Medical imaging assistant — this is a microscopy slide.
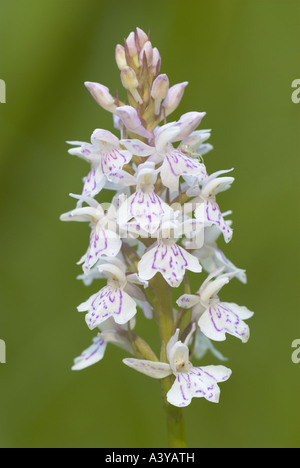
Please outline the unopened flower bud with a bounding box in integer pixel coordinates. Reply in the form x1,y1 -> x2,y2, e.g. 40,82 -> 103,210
125,32 -> 139,68
151,47 -> 161,74
116,105 -> 152,139
121,67 -> 143,104
151,74 -> 169,115
126,31 -> 138,57
115,44 -> 127,70
84,82 -> 116,113
139,41 -> 153,67
162,81 -> 189,117
135,27 -> 148,49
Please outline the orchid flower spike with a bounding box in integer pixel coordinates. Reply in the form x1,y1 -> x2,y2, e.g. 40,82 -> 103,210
61,27 -> 254,440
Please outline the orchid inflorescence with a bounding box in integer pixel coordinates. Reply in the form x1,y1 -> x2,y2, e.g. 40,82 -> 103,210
61,27 -> 253,412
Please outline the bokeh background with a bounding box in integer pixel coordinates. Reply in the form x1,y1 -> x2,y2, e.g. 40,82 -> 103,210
0,0 -> 299,448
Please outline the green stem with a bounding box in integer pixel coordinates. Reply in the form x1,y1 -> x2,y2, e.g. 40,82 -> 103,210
149,275 -> 187,448
161,376 -> 187,448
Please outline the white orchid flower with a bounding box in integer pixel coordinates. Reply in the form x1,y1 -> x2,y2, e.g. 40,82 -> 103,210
138,217 -> 202,288
77,263 -> 145,328
117,162 -> 174,234
192,170 -> 235,243
123,328 -> 232,407
177,270 -> 254,342
60,196 -> 122,271
67,129 -> 132,199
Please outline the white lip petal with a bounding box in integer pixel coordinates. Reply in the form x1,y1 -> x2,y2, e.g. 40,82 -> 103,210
198,301 -> 252,343
167,365 -> 232,407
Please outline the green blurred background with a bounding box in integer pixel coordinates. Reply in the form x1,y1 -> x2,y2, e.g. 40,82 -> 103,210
0,0 -> 299,448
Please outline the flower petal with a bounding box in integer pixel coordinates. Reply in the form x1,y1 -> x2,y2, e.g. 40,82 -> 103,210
195,200 -> 233,243
167,365 -> 232,407
198,301 -> 252,342
119,190 -> 172,234
60,206 -> 98,223
160,150 -> 205,191
138,242 -> 201,288
172,112 -> 206,141
83,226 -> 122,270
91,129 -> 120,147
116,106 -> 152,139
80,286 -> 137,328
99,149 -> 132,175
82,168 -> 106,198
120,139 -> 154,157
72,336 -> 107,371
123,358 -> 172,379
106,169 -> 136,187
176,294 -> 200,309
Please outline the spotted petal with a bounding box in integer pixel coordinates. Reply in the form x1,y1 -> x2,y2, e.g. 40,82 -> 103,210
82,168 -> 106,198
120,139 -> 154,157
98,148 -> 132,175
176,294 -> 200,309
160,150 -> 205,191
195,201 -> 233,243
82,225 -> 122,271
198,301 -> 254,342
119,190 -> 173,234
167,365 -> 232,407
138,242 -> 202,288
72,336 -> 107,371
79,285 -> 137,327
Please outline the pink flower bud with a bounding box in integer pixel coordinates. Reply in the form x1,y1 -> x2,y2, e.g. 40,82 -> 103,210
115,44 -> 127,70
135,27 -> 149,49
126,31 -> 138,57
121,67 -> 139,90
121,67 -> 143,104
139,41 -> 153,67
151,74 -> 169,114
151,47 -> 161,74
162,81 -> 189,117
116,105 -> 152,139
84,82 -> 116,113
